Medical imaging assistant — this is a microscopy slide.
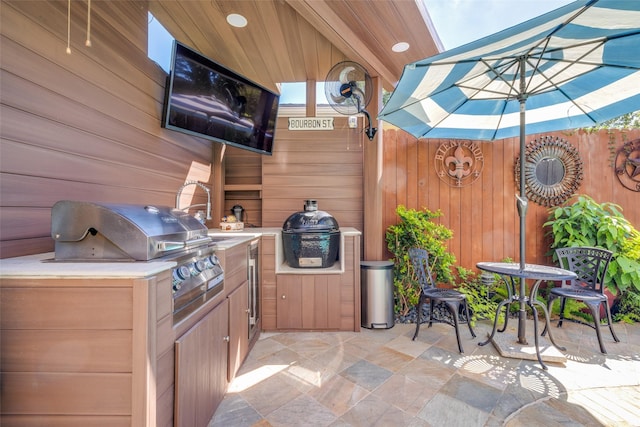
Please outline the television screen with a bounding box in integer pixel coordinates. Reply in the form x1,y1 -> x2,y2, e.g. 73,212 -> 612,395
162,41 -> 279,155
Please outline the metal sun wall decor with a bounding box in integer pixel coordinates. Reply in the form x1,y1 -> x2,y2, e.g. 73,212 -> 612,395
434,140 -> 484,187
615,138 -> 640,192
515,135 -> 584,207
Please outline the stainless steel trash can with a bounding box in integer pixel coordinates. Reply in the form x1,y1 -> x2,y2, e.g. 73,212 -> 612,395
361,261 -> 395,329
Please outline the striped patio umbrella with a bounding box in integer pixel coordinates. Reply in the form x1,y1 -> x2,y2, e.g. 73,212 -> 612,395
378,0 -> 640,269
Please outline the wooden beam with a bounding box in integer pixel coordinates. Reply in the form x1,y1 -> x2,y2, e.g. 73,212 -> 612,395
306,79 -> 317,117
363,75 -> 384,260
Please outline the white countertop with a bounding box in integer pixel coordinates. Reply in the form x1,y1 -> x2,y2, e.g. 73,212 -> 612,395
0,252 -> 176,279
0,227 -> 362,278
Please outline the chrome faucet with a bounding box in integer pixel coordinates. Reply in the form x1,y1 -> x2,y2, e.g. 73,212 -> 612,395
175,181 -> 212,221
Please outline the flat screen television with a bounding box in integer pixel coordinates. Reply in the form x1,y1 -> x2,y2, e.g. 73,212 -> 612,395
162,41 -> 279,155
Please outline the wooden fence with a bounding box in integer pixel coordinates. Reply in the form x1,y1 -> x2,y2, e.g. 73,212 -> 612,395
381,128 -> 640,271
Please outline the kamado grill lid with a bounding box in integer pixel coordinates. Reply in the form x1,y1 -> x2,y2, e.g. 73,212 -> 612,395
282,200 -> 339,233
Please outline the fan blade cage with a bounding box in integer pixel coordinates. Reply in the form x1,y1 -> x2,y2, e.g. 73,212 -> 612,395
325,61 -> 373,115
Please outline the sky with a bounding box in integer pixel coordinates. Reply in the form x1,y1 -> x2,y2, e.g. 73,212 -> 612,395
148,0 -> 575,103
425,0 -> 573,50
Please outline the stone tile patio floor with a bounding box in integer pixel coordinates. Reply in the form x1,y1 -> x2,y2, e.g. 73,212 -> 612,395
210,319 -> 640,426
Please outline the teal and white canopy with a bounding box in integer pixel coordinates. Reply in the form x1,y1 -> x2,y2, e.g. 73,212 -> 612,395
379,0 -> 640,268
379,0 -> 640,140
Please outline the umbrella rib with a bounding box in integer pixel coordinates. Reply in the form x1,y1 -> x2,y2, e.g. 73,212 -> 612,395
526,36 -> 625,95
479,58 -> 521,98
521,37 -> 553,95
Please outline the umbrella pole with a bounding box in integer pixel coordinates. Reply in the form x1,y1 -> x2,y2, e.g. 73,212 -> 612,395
516,58 -> 529,345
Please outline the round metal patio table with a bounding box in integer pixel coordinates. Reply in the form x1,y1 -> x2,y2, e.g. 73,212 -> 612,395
476,262 -> 577,369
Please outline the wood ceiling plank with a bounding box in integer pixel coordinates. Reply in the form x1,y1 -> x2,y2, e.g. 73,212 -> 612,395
275,5 -> 308,82
187,1 -> 262,82
251,1 -> 298,83
148,0 -> 441,91
285,0 -> 397,90
230,0 -> 290,88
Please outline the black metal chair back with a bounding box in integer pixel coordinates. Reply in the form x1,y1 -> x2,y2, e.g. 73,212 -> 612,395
408,247 -> 436,291
542,246 -> 619,353
555,246 -> 612,293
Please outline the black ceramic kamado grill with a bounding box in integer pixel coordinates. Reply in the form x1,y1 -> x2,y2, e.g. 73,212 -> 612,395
50,200 -> 224,323
282,200 -> 340,268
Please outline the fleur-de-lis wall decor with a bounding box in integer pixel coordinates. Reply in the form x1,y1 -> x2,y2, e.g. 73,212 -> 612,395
434,140 -> 484,187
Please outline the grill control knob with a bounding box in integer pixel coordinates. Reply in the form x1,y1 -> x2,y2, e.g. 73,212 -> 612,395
193,260 -> 206,273
173,265 -> 190,281
207,254 -> 219,266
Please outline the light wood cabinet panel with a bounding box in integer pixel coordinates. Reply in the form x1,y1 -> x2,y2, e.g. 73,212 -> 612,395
276,275 -> 305,329
0,415 -> 130,427
1,372 -> 131,415
174,300 -> 229,427
1,330 -> 132,372
1,287 -> 132,329
276,274 -> 341,330
261,235 -> 277,330
228,281 -> 250,381
156,385 -> 175,427
219,241 -> 249,293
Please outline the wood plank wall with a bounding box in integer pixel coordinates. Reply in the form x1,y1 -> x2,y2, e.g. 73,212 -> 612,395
0,0 -> 216,258
261,116 -> 365,231
382,128 -> 640,271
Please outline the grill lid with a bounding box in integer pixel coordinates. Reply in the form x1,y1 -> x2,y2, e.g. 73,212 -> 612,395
51,200 -> 211,261
282,209 -> 339,233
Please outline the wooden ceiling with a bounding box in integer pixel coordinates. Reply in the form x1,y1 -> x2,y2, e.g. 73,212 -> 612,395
147,0 -> 443,93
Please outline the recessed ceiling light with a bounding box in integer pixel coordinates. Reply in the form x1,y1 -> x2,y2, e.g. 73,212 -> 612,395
392,42 -> 410,53
227,13 -> 247,28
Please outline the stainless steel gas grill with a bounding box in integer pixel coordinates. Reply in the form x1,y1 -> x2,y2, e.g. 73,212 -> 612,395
51,200 -> 224,323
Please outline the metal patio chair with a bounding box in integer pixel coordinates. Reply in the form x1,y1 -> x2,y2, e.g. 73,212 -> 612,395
542,246 -> 620,354
409,248 -> 475,353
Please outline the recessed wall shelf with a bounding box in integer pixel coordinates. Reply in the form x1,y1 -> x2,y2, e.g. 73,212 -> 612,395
224,184 -> 262,191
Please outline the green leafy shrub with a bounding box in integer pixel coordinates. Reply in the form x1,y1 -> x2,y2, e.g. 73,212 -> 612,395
385,205 -> 456,315
455,266 -> 503,326
544,195 -> 640,322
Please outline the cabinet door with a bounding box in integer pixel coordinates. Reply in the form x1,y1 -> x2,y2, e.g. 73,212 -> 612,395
276,274 -> 341,330
276,275 -> 304,329
228,280 -> 249,381
174,300 -> 229,427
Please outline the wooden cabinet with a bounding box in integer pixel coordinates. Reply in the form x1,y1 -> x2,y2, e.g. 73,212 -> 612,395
216,240 -> 253,382
227,280 -> 249,381
0,274 -> 172,426
0,237 -> 261,427
265,232 -> 361,332
276,274 -> 342,330
174,300 -> 229,427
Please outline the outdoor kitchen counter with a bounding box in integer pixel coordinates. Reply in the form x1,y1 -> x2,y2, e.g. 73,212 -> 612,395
0,235 -> 259,278
208,227 -> 362,274
0,252 -> 176,278
0,227 -> 361,278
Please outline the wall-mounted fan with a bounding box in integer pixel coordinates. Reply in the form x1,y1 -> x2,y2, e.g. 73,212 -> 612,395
325,61 -> 377,140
